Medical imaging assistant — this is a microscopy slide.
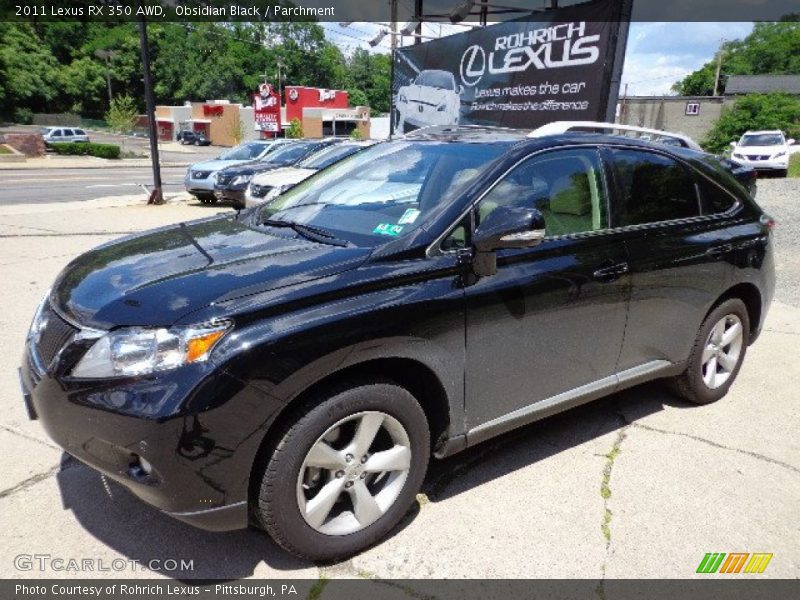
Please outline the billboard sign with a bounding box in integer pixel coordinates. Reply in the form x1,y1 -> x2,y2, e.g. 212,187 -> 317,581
392,0 -> 626,133
254,82 -> 281,132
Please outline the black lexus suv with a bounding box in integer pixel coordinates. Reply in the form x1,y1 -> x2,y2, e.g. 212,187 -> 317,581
20,126 -> 775,561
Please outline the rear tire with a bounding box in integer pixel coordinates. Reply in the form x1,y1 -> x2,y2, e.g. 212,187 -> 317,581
255,382 -> 429,561
671,298 -> 750,405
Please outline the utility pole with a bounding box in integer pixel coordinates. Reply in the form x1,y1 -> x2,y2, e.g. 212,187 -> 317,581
713,39 -> 726,96
94,50 -> 116,107
137,5 -> 163,205
390,0 -> 398,52
414,0 -> 422,45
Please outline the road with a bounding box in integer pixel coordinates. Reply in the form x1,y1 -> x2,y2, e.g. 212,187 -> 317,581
0,166 -> 192,204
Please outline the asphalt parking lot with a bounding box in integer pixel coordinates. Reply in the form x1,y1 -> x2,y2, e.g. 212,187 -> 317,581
0,179 -> 798,585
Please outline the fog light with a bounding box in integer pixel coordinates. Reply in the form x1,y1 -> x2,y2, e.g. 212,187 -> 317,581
138,456 -> 153,475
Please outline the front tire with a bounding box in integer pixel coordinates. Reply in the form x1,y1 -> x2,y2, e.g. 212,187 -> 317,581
671,298 -> 750,405
255,382 -> 429,561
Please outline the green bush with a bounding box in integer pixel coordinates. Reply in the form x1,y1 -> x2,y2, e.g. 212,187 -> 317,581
286,118 -> 303,139
703,93 -> 800,154
789,154 -> 800,178
50,142 -> 121,159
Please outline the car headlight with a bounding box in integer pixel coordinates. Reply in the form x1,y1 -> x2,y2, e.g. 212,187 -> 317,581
232,174 -> 253,186
72,321 -> 231,378
773,151 -> 787,158
28,290 -> 50,340
733,153 -> 743,159
437,102 -> 447,112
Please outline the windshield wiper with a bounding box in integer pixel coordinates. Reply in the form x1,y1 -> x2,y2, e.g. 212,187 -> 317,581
260,218 -> 350,247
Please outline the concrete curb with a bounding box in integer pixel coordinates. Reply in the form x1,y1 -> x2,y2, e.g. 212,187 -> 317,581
0,160 -> 193,171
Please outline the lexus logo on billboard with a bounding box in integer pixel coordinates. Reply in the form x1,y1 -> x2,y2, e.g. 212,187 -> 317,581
459,22 -> 601,87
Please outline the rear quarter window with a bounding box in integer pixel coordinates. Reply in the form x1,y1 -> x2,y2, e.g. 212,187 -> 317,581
609,148 -> 700,226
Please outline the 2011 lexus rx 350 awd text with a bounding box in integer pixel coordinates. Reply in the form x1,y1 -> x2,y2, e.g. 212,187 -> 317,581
20,126 -> 775,560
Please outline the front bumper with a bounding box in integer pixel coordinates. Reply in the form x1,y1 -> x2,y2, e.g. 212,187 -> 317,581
213,186 -> 247,207
184,172 -> 216,195
732,157 -> 788,171
19,341 -> 278,531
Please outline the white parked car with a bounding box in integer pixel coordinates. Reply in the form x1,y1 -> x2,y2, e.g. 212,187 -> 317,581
395,70 -> 462,134
730,130 -> 795,177
244,141 -> 376,208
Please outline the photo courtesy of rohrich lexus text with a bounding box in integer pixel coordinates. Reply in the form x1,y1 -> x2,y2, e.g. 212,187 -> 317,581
1,0 -> 799,598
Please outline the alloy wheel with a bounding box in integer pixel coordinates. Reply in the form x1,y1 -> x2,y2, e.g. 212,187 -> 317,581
701,314 -> 744,390
296,411 -> 412,536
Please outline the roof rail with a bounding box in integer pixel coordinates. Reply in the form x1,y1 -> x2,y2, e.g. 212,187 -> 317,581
528,121 -> 703,151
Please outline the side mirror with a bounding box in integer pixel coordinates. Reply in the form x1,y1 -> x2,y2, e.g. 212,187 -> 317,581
471,207 -> 545,277
474,206 -> 546,253
788,139 -> 796,146
729,141 -> 737,149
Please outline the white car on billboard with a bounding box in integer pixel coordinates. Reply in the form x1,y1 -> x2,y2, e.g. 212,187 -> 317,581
730,130 -> 796,177
395,70 -> 462,133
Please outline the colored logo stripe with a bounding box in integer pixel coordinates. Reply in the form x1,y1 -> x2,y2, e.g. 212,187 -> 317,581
744,553 -> 773,574
697,553 -> 726,573
697,552 -> 773,574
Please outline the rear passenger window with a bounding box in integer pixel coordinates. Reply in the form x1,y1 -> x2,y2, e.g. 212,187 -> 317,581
699,179 -> 736,214
476,148 -> 607,238
63,129 -> 73,136
609,149 -> 700,226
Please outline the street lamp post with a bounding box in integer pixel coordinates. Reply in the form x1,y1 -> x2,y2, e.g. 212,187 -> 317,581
137,7 -> 164,205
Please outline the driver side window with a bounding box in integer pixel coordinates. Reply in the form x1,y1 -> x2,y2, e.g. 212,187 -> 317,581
476,148 -> 608,238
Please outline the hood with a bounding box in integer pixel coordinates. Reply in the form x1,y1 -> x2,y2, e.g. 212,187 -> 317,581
251,167 -> 315,187
403,84 -> 454,105
219,160 -> 281,177
734,145 -> 787,155
51,216 -> 371,329
190,158 -> 249,172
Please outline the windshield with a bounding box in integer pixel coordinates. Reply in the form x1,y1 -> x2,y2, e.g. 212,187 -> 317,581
219,142 -> 271,160
415,71 -> 454,90
298,144 -> 365,170
263,141 -> 321,165
257,141 -> 507,247
740,134 -> 784,146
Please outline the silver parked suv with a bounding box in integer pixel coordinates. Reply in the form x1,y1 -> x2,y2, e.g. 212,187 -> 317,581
42,127 -> 90,146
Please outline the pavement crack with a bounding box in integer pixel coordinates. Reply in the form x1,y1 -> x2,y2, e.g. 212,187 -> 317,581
630,422 -> 800,475
0,424 -> 61,451
597,410 -> 630,599
0,460 -> 81,500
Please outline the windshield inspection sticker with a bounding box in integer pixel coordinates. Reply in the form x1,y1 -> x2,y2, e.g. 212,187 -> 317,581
374,223 -> 404,236
398,208 -> 421,225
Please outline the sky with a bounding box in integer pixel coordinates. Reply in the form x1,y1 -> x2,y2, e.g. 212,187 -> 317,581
322,21 -> 757,96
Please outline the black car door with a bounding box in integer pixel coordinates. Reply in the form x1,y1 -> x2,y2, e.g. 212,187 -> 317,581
459,147 -> 631,434
604,147 -> 733,371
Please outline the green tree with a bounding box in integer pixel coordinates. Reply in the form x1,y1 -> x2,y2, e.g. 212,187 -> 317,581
702,93 -> 800,153
105,94 -> 138,134
347,89 -> 369,107
0,23 -> 59,115
674,22 -> 800,96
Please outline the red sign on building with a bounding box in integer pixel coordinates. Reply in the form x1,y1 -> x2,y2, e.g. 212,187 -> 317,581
284,86 -> 349,123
